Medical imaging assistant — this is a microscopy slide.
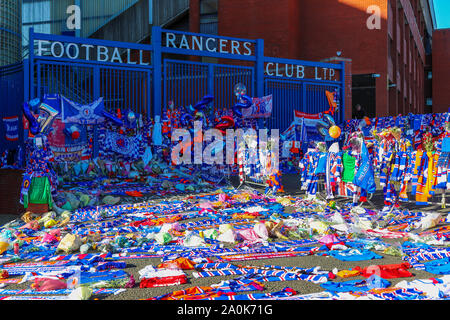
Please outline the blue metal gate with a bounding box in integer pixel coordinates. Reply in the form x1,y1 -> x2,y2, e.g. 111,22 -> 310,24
26,31 -> 153,118
0,63 -> 23,151
20,26 -> 346,131
163,59 -> 254,112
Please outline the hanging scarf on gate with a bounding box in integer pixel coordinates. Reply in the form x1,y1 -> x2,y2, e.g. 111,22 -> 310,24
299,152 -> 322,195
414,150 -> 428,205
379,151 -> 393,188
326,152 -> 342,198
415,151 -> 439,205
428,152 -> 439,197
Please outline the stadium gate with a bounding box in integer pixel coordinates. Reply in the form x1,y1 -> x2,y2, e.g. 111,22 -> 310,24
11,27 -> 346,180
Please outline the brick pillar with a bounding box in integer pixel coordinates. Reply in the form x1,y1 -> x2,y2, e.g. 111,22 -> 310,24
189,0 -> 200,33
322,56 -> 352,121
0,169 -> 24,215
189,0 -> 201,62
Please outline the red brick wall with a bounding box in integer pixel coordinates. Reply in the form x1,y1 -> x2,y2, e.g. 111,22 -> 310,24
217,0 -> 301,58
0,170 -> 23,215
297,0 -> 389,117
189,0 -> 200,33
212,0 -> 388,116
432,29 -> 450,114
323,57 -> 353,121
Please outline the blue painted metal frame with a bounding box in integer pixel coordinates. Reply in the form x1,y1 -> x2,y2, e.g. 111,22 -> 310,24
23,26 -> 346,133
263,55 -> 346,129
0,63 -> 24,151
29,27 -> 154,117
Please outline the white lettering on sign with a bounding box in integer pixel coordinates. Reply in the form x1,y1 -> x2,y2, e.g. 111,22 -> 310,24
81,44 -> 94,60
164,32 -> 253,56
66,43 -> 79,59
35,40 -> 151,65
50,41 -> 64,58
35,32 -> 255,64
111,47 -> 123,63
265,63 -> 338,81
34,36 -> 339,80
97,46 -> 109,62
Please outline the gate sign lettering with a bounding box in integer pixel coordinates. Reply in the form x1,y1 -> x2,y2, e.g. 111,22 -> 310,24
265,62 -> 339,81
35,40 -> 151,65
26,26 -> 346,123
32,32 -> 339,81
164,32 -> 254,56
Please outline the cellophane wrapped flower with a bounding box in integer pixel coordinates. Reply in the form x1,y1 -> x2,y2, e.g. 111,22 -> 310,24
422,131 -> 434,153
316,142 -> 327,153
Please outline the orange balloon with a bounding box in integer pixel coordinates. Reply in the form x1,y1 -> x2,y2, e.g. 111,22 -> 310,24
329,125 -> 341,139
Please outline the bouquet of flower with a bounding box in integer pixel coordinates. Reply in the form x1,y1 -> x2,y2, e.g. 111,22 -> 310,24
422,131 -> 434,153
315,141 -> 327,153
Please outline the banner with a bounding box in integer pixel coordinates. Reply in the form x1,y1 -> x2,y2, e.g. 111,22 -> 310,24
103,130 -> 142,159
293,110 -> 334,142
3,116 -> 19,142
242,95 -> 273,118
61,96 -> 105,125
47,118 -> 90,162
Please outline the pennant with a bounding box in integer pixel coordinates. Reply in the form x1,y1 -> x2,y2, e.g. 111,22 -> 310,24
242,95 -> 272,118
353,143 -> 376,193
3,116 -> 19,141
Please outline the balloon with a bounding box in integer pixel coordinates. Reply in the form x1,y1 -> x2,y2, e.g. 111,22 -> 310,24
127,110 -> 136,123
23,102 -> 40,135
329,125 -> 341,139
64,125 -> 81,140
236,95 -> 252,108
187,104 -> 196,114
316,122 -> 329,137
233,105 -> 243,117
123,110 -> 137,128
234,83 -> 247,97
322,113 -> 336,127
215,116 -> 235,134
194,95 -> 214,111
36,103 -> 59,134
233,95 -> 253,117
102,110 -> 123,126
180,113 -> 193,127
29,98 -> 41,109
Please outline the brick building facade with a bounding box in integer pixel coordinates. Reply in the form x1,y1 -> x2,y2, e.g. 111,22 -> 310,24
189,0 -> 435,120
432,28 -> 450,114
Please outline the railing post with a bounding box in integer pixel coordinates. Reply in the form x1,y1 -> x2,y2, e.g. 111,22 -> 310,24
255,38 -> 264,98
23,59 -> 29,104
152,26 -> 162,118
256,38 -> 264,127
340,60 -> 346,124
208,64 -> 214,96
28,28 -> 34,100
93,66 -> 100,99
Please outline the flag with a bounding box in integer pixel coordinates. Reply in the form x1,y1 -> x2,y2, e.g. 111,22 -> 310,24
61,96 -> 105,125
242,95 -> 273,118
353,142 -> 376,193
3,116 -> 19,142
